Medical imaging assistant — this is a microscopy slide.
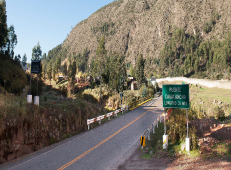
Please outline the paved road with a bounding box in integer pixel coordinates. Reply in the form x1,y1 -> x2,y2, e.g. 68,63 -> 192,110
1,96 -> 163,170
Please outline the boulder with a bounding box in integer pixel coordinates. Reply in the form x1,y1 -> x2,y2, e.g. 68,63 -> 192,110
213,100 -> 217,104
58,114 -> 62,120
181,142 -> 186,151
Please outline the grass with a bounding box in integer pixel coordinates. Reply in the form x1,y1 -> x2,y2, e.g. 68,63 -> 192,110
160,80 -> 231,119
141,120 -> 231,161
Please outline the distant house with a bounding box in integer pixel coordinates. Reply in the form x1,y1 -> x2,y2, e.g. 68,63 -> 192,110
127,77 -> 137,90
150,77 -> 156,86
58,76 -> 68,80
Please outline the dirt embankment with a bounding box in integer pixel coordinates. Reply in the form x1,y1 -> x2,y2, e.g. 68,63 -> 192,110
0,99 -> 104,164
114,119 -> 231,170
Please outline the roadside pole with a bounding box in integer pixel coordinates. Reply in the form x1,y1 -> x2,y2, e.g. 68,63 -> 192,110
186,109 -> 190,151
163,109 -> 168,149
27,71 -> 32,103
121,92 -> 123,114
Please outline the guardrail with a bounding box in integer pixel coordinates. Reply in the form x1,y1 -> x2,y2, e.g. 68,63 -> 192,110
87,106 -> 128,130
87,95 -> 154,130
140,108 -> 173,149
128,95 -> 153,110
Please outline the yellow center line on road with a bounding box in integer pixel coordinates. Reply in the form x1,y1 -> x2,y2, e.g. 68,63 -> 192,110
57,99 -> 162,170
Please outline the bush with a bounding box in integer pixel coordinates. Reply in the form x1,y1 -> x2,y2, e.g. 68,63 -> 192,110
167,109 -> 198,150
214,107 -> 226,121
0,54 -> 27,95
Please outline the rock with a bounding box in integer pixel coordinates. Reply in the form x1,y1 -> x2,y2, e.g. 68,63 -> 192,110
198,138 -> 203,146
14,144 -> 20,151
200,123 -> 203,130
213,100 -> 217,104
58,114 -> 62,120
181,143 -> 186,151
49,133 -> 53,138
218,101 -> 222,105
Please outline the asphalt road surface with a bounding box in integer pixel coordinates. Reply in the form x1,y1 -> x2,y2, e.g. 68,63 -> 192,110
1,96 -> 163,170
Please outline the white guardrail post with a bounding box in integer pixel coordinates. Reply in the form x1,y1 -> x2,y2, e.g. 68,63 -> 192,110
152,122 -> 155,133
148,129 -> 150,140
157,117 -> 158,128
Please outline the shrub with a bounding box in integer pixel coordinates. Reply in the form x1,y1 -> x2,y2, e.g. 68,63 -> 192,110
214,107 -> 226,121
167,109 -> 198,149
0,54 -> 27,95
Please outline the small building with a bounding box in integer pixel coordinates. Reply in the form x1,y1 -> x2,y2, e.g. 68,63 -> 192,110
58,76 -> 68,80
131,81 -> 137,90
127,77 -> 137,90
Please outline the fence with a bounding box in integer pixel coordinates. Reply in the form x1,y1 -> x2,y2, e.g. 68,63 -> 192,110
87,106 -> 128,130
140,108 -> 173,148
87,95 -> 154,130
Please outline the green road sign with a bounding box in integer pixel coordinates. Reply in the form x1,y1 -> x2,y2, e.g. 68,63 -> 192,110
162,84 -> 189,109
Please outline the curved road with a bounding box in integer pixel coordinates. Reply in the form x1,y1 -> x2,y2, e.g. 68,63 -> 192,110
1,96 -> 163,170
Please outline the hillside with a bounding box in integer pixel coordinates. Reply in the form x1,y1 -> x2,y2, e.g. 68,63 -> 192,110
44,0 -> 231,78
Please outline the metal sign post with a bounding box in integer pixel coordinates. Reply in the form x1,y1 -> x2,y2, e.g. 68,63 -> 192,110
164,111 -> 166,135
162,84 -> 190,151
31,60 -> 40,106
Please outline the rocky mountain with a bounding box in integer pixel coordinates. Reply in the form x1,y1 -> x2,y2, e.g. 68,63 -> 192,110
60,0 -> 231,63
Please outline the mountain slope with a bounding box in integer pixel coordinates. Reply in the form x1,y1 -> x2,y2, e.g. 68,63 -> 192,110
61,0 -> 231,63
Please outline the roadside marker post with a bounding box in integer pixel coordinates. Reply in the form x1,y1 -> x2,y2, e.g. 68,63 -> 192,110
162,84 -> 190,150
152,123 -> 155,133
140,136 -> 145,149
157,117 -> 158,128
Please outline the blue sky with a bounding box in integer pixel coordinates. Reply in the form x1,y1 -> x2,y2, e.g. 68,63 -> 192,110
6,0 -> 114,62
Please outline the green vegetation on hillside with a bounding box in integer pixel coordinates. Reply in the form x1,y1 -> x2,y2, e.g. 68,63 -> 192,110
152,26 -> 231,80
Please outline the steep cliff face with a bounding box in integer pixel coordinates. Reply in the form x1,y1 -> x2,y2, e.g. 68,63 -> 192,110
59,0 -> 231,63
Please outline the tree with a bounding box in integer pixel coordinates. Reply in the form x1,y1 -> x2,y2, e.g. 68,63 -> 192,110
136,53 -> 145,88
5,25 -> 17,57
68,60 -> 76,95
47,62 -> 52,85
129,64 -> 135,77
56,56 -> 61,72
96,36 -> 107,103
27,63 -> 30,70
42,53 -> 46,60
63,62 -> 68,77
22,53 -> 27,67
0,0 -> 7,53
14,54 -> 21,65
32,42 -> 42,60
96,36 -> 107,59
53,62 -> 58,80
